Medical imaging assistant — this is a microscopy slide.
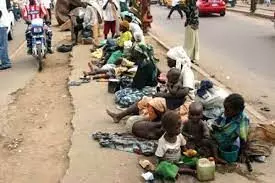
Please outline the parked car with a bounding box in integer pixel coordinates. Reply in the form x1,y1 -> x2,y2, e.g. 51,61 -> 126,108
197,0 -> 226,17
273,11 -> 275,30
0,0 -> 15,40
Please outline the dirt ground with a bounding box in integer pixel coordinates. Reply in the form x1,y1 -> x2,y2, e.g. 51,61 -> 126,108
0,23 -> 274,182
0,26 -> 73,183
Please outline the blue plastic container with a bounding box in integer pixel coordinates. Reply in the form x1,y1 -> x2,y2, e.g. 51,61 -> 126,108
219,145 -> 239,163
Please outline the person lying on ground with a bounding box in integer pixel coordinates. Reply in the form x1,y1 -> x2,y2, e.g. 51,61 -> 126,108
182,102 -> 227,164
107,97 -> 167,140
211,93 -> 250,162
83,58 -> 135,79
125,115 -> 164,140
155,111 -> 196,175
107,97 -> 167,123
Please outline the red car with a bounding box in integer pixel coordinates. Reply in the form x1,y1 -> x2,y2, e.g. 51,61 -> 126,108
197,0 -> 226,17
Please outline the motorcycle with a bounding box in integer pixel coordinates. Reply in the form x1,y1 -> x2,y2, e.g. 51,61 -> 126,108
27,18 -> 48,71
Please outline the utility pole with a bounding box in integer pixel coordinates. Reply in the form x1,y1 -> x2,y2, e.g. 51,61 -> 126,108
250,0 -> 257,13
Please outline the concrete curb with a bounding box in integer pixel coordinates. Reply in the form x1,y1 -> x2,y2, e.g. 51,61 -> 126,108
234,4 -> 275,12
148,32 -> 267,122
227,8 -> 273,19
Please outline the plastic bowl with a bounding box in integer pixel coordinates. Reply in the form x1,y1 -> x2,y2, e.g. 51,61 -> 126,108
219,145 -> 239,163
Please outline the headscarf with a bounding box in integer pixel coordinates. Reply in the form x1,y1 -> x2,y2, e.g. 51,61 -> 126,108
167,46 -> 195,94
149,97 -> 167,113
137,97 -> 167,121
120,20 -> 130,30
133,32 -> 145,43
166,46 -> 191,70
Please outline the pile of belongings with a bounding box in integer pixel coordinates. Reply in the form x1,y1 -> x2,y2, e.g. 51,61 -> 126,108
195,80 -> 228,120
247,121 -> 275,162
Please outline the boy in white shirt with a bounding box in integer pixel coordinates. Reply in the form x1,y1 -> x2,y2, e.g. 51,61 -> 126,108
155,111 -> 186,163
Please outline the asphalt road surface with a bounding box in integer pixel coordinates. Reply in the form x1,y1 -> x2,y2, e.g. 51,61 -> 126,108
0,20 -> 37,125
150,5 -> 275,118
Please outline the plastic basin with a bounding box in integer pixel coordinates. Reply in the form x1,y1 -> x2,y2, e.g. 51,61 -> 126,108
219,145 -> 239,163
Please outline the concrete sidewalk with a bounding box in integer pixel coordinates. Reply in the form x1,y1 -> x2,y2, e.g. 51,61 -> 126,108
61,35 -> 275,183
227,2 -> 274,19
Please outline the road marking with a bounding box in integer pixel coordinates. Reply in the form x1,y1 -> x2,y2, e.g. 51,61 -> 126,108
10,41 -> 26,59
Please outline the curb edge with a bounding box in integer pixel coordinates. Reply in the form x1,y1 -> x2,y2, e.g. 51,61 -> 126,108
148,32 -> 267,122
227,8 -> 273,19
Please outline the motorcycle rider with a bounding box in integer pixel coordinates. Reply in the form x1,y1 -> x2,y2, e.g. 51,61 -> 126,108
22,0 -> 53,54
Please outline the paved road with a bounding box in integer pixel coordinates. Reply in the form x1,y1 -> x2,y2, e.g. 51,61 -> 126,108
150,5 -> 275,118
0,20 -> 37,129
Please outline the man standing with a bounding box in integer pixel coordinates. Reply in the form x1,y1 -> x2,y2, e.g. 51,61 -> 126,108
167,0 -> 183,19
183,0 -> 199,63
102,0 -> 118,39
0,10 -> 12,70
41,0 -> 52,23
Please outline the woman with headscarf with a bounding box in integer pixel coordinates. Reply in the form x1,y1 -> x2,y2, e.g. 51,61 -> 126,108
106,97 -> 166,140
156,46 -> 195,101
182,0 -> 199,63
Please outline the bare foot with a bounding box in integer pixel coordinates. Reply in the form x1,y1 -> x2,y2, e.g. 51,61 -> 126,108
106,109 -> 121,123
83,71 -> 89,77
88,62 -> 94,72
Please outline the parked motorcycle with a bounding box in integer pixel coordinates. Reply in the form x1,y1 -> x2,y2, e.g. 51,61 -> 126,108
27,18 -> 48,71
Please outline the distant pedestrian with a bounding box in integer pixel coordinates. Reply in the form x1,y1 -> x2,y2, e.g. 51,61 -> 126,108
41,0 -> 52,23
167,0 -> 183,19
264,0 -> 271,7
0,10 -> 12,70
102,0 -> 119,39
183,0 -> 199,63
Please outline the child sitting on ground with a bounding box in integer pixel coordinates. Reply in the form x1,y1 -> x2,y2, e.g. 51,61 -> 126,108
161,68 -> 186,110
155,111 -> 196,176
182,102 -> 227,164
166,68 -> 183,95
155,110 -> 186,163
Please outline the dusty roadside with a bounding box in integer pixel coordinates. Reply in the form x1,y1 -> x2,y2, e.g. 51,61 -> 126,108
61,35 -> 274,183
0,25 -> 74,183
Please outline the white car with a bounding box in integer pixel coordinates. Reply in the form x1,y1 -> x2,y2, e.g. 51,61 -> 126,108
0,0 -> 15,40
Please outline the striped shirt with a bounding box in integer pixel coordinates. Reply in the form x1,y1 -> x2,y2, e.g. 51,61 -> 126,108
22,5 -> 47,21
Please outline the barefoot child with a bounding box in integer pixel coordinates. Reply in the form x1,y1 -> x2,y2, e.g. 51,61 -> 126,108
182,102 -> 227,164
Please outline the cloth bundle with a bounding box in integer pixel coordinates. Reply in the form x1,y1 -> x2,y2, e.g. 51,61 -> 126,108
92,132 -> 157,156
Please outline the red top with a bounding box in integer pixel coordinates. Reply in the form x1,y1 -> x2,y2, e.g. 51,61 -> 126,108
22,5 -> 47,21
